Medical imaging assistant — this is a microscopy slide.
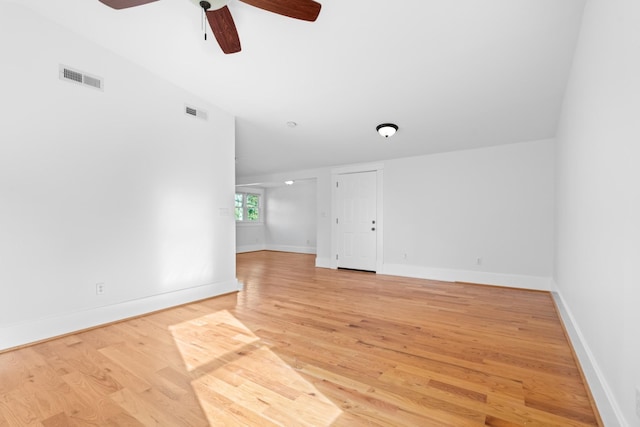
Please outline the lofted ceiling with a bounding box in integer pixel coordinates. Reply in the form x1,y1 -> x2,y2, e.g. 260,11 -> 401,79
13,0 -> 586,178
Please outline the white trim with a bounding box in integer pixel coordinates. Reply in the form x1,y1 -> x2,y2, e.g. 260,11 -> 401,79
331,162 -> 384,175
375,168 -> 384,273
236,222 -> 265,228
315,257 -> 332,269
236,244 -> 266,253
381,263 -> 552,291
552,289 -> 626,427
235,187 -> 264,224
0,279 -> 240,351
237,244 -> 316,255
266,244 -> 316,255
331,164 -> 384,271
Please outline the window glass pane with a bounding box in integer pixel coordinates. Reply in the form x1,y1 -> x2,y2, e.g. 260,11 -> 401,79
235,193 -> 243,220
246,194 -> 259,208
235,192 -> 261,222
247,207 -> 259,221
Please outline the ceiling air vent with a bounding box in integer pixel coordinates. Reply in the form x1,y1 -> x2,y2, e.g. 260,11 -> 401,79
185,104 -> 208,121
59,65 -> 104,91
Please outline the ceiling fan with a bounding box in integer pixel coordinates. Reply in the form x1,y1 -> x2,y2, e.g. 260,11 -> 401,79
98,0 -> 321,54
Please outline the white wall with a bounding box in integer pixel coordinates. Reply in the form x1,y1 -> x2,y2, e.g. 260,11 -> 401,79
236,223 -> 267,253
0,3 -> 237,350
315,172 -> 333,267
265,181 -> 317,254
235,181 -> 317,254
235,187 -> 266,253
554,0 -> 640,424
237,169 -> 330,263
383,140 -> 555,289
239,139 -> 554,289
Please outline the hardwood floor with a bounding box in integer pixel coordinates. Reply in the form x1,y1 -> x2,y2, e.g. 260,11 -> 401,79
0,251 -> 600,426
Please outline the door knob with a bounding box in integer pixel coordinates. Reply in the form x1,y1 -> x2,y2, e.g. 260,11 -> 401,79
371,227 -> 376,231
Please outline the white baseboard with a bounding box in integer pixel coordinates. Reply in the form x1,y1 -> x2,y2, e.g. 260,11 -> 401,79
237,244 -> 316,255
382,263 -> 552,291
0,278 -> 240,351
552,289 -> 625,427
266,244 -> 316,255
236,244 -> 266,253
315,257 -> 332,269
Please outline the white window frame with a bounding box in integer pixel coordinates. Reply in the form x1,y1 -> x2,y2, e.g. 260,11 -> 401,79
235,188 -> 264,224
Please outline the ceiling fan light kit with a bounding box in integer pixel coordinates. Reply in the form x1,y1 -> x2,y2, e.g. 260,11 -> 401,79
377,123 -> 398,138
98,0 -> 321,54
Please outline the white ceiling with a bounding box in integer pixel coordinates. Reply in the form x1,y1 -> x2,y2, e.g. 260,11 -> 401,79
15,0 -> 585,177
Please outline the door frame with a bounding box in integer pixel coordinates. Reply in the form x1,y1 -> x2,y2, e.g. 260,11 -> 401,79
331,163 -> 384,272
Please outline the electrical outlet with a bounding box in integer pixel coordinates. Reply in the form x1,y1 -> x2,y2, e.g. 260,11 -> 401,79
476,257 -> 482,265
636,386 -> 640,418
96,282 -> 105,295
403,253 -> 408,260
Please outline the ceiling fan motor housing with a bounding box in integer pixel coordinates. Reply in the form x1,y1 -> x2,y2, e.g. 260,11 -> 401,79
196,0 -> 229,11
102,0 -> 321,55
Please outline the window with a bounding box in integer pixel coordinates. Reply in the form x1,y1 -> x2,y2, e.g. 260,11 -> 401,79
235,192 -> 262,222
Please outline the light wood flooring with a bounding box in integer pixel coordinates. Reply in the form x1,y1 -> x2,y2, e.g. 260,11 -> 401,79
0,251 -> 600,426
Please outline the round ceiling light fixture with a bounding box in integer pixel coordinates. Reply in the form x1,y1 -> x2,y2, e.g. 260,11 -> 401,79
376,123 -> 398,138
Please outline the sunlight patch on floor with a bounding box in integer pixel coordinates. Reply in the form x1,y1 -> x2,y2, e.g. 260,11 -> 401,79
169,310 -> 342,426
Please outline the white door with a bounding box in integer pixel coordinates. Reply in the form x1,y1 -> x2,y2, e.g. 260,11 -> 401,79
336,171 -> 377,271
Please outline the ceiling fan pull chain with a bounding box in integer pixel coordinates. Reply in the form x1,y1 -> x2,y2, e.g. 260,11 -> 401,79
201,7 -> 207,40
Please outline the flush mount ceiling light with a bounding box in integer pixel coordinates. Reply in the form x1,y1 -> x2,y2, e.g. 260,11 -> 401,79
376,123 -> 398,138
284,180 -> 295,185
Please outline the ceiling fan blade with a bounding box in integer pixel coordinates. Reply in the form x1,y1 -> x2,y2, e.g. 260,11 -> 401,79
239,0 -> 321,22
206,7 -> 242,54
98,0 -> 159,10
